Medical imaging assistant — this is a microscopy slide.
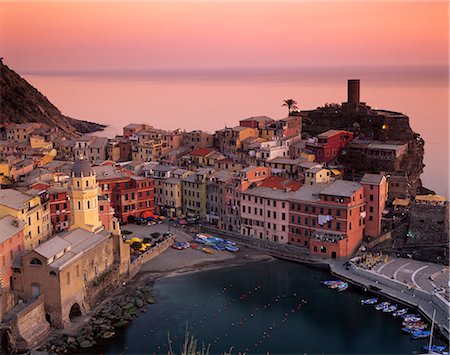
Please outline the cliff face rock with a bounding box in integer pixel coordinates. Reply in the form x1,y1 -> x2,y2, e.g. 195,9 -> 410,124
0,60 -> 105,136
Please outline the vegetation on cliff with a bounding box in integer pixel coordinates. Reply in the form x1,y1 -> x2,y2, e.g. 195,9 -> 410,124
0,60 -> 105,136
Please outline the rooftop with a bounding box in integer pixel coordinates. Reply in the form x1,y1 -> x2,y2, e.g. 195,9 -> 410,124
240,116 -> 274,123
72,157 -> 94,178
34,228 -> 110,270
0,189 -> 34,210
319,180 -> 362,197
0,215 -> 26,244
360,173 -> 385,185
317,130 -> 350,139
191,148 -> 215,157
258,176 -> 302,191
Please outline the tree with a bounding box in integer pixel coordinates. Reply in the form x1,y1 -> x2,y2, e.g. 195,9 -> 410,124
282,99 -> 298,116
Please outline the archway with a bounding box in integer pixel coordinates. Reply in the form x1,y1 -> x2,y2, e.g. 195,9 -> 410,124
69,303 -> 82,321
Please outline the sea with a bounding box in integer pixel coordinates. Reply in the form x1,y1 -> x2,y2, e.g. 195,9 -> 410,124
93,260 -> 440,354
23,65 -> 448,196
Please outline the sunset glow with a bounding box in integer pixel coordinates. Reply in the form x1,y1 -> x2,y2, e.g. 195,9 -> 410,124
0,1 -> 448,72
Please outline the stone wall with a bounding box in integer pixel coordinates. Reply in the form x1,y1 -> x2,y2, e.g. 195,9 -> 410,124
129,236 -> 174,277
6,296 -> 50,352
409,200 -> 449,243
201,226 -> 323,265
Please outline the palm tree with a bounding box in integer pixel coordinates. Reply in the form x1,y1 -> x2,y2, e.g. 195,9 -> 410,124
282,99 -> 298,116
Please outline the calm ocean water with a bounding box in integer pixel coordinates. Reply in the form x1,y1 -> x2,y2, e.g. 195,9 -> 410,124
95,260 -> 435,354
23,66 -> 448,196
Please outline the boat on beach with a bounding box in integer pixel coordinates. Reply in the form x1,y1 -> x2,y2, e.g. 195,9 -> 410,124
361,298 -> 378,305
403,315 -> 421,323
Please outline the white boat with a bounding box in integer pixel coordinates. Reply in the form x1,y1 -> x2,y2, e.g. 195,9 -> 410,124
375,302 -> 390,311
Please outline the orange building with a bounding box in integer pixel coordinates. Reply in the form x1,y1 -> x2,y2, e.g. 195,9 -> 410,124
289,180 -> 365,258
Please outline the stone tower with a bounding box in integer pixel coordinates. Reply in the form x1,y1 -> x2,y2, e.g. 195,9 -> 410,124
69,156 -> 103,233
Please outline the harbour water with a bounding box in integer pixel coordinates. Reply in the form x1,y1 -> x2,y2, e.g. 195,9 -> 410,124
96,260 -> 433,354
23,65 -> 448,197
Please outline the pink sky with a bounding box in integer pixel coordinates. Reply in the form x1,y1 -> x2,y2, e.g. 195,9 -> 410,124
0,1 -> 448,72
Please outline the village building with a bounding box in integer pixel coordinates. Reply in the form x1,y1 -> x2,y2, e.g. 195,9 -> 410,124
0,189 -> 52,250
360,174 -> 388,240
306,130 -> 354,163
0,216 -> 25,291
12,157 -> 129,329
182,168 -> 212,219
183,130 -> 214,150
289,180 -> 365,258
240,176 -> 301,243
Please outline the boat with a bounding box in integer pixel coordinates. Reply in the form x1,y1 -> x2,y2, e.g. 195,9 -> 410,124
172,241 -> 190,250
375,302 -> 390,310
411,330 -> 432,339
403,315 -> 422,323
213,244 -> 226,251
393,308 -> 408,317
225,245 -> 239,252
201,247 -> 214,255
423,345 -> 448,354
383,304 -> 398,313
337,282 -> 348,292
361,298 -> 378,305
321,280 -> 340,286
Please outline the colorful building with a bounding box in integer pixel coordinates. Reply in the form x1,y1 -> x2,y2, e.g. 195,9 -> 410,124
289,180 -> 365,258
360,174 -> 388,239
240,176 -> 301,243
306,130 -> 354,163
0,215 -> 25,290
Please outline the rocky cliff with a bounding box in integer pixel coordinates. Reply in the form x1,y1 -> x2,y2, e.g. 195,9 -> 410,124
0,60 -> 105,136
300,103 -> 429,195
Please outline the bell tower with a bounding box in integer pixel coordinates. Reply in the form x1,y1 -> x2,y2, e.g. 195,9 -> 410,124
69,156 -> 103,233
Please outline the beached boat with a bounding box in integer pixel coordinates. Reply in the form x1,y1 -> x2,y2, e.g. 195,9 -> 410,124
375,302 -> 390,310
201,247 -> 214,255
411,330 -> 432,339
225,245 -> 239,252
383,304 -> 398,313
361,298 -> 378,305
392,308 -> 408,317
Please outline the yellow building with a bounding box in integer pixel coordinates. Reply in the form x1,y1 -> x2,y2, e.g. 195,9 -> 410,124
181,168 -> 211,219
0,189 -> 51,250
14,157 -> 128,328
69,157 -> 103,233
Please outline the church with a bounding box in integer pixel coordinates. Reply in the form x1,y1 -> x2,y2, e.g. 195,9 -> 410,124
12,157 -> 130,328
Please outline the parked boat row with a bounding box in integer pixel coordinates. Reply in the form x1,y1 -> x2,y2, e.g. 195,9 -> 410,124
321,280 -> 348,292
360,297 -> 435,342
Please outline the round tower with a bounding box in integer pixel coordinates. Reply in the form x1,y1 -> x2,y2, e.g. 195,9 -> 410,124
69,156 -> 103,233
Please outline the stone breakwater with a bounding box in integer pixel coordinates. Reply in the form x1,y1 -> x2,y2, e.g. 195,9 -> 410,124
38,281 -> 155,353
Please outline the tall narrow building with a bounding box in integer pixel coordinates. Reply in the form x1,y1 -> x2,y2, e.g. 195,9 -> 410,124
69,156 -> 103,233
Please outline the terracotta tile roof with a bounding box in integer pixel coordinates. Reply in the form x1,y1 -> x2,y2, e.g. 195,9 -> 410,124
191,148 -> 215,157
258,176 -> 302,191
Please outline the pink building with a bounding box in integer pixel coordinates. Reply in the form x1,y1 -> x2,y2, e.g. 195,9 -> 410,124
360,174 -> 388,240
0,215 -> 25,290
240,177 -> 301,243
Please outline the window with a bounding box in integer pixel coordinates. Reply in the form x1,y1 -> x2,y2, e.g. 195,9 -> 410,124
66,272 -> 71,285
50,271 -> 57,276
282,213 -> 286,221
370,194 -> 374,201
336,222 -> 341,230
369,206 -> 374,212
86,180 -> 89,187
87,200 -> 91,209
